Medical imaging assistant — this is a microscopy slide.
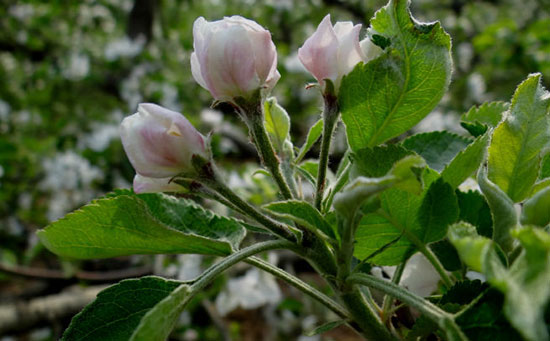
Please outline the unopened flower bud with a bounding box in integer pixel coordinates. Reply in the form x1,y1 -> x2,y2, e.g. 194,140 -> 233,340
191,16 -> 280,102
298,14 -> 382,92
120,103 -> 208,179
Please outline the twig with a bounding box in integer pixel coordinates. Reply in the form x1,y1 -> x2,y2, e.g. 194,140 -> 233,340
0,263 -> 152,282
0,285 -> 107,334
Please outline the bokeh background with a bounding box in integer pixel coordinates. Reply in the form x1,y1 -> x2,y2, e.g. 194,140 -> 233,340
1,0 -> 549,340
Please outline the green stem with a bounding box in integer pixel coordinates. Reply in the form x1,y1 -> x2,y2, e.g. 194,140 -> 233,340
333,212 -> 394,340
382,261 -> 406,322
281,157 -> 299,198
188,240 -> 296,291
347,273 -> 468,341
340,286 -> 394,340
337,216 -> 356,281
323,161 -> 351,213
246,256 -> 349,320
314,93 -> 339,210
420,244 -> 453,288
241,100 -> 294,200
205,176 -> 297,241
377,209 -> 453,288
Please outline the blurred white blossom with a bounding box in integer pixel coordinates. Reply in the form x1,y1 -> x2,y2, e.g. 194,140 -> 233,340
374,253 -> 441,297
104,36 -> 145,61
216,255 -> 282,315
62,52 -> 90,81
40,151 -> 102,221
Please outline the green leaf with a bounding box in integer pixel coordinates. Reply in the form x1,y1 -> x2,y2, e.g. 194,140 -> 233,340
402,131 -> 472,172
38,192 -> 246,259
487,73 -> 550,202
418,178 -> 459,243
351,144 -> 414,178
457,190 -> 493,238
454,289 -> 522,341
540,154 -> 550,179
335,155 -> 426,218
304,320 -> 347,337
461,101 -> 509,137
521,186 -> 550,227
340,0 -> 452,151
447,222 -> 501,274
449,224 -> 550,341
440,280 -> 487,306
295,119 -> 322,163
264,97 -> 290,153
62,276 -> 182,341
264,200 -> 336,239
441,133 -> 490,188
502,227 -> 550,341
353,169 -> 440,265
130,284 -> 192,341
296,160 -> 320,186
478,166 -> 518,253
431,239 -> 462,271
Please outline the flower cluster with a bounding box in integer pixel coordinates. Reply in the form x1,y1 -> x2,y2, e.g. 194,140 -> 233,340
120,14 -> 382,193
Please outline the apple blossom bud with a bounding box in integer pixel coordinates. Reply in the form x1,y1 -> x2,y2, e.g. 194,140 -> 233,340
133,174 -> 182,194
120,103 -> 208,179
298,14 -> 382,92
191,16 -> 280,102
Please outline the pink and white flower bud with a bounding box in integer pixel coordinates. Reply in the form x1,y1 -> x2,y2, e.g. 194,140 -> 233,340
120,103 -> 208,179
191,16 -> 280,102
298,14 -> 382,92
133,174 -> 183,194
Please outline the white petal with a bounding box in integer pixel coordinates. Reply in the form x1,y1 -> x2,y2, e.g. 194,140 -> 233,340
333,21 -> 354,38
133,174 -> 183,193
335,23 -> 363,87
360,37 -> 383,62
298,14 -> 339,85
190,52 -> 208,90
121,104 -> 206,178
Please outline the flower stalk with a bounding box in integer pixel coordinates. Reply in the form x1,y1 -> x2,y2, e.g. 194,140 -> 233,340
314,90 -> 339,210
234,96 -> 294,200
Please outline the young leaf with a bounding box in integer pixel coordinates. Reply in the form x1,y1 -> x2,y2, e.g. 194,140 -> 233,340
477,166 -> 518,253
502,227 -> 550,341
460,101 -> 509,137
295,119 -> 322,163
447,222 -> 501,274
521,186 -> 550,227
264,97 -> 291,153
487,73 -> 550,202
38,192 -> 246,259
62,276 -> 182,341
449,223 -> 550,341
334,155 -> 426,219
264,200 -> 337,239
130,284 -> 192,341
340,0 -> 452,151
440,133 -> 490,188
402,131 -> 472,172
